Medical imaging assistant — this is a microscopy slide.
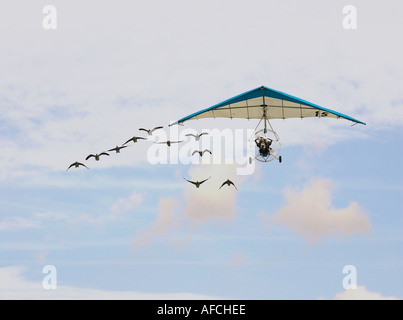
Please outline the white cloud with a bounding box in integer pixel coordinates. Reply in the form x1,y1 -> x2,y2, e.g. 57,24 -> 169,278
0,208 -> 119,231
0,216 -> 41,231
33,212 -> 68,221
132,197 -> 183,251
0,1 -> 402,181
183,164 -> 242,222
0,265 -> 218,300
270,178 -> 371,242
58,192 -> 144,226
110,191 -> 144,216
333,286 -> 399,300
131,164 -> 249,250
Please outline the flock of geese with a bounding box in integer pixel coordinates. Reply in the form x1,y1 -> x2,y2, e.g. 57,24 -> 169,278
67,126 -> 238,190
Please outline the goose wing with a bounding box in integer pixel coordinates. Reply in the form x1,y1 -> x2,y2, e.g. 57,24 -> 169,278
228,180 -> 238,190
199,176 -> 211,185
123,138 -> 134,145
151,126 -> 163,133
78,162 -> 89,169
183,178 -> 198,186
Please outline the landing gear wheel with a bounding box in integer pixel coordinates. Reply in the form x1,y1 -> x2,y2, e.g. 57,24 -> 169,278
279,156 -> 282,163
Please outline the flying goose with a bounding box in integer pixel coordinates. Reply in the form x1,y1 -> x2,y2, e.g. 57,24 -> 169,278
184,176 -> 211,188
123,136 -> 146,145
67,161 -> 89,171
108,145 -> 129,153
139,126 -> 163,135
192,149 -> 212,157
156,140 -> 183,147
85,152 -> 109,161
185,132 -> 208,141
219,179 -> 237,190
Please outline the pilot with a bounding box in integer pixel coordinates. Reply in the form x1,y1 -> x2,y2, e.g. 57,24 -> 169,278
255,136 -> 273,157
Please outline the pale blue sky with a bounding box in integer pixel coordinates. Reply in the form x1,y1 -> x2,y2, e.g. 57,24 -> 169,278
0,0 -> 402,299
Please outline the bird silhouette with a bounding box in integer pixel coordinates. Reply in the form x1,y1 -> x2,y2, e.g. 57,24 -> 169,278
184,177 -> 211,188
156,140 -> 182,147
67,161 -> 88,171
185,132 -> 208,141
139,126 -> 163,136
219,179 -> 237,190
108,145 -> 129,153
85,152 -> 109,161
192,149 -> 212,157
123,136 -> 146,145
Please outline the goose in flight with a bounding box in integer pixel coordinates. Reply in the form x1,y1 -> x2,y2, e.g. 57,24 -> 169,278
85,152 -> 109,161
185,132 -> 208,141
184,176 -> 211,188
67,161 -> 89,171
192,149 -> 212,157
156,140 -> 183,147
139,126 -> 163,136
123,136 -> 146,145
219,179 -> 237,190
108,145 -> 129,153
